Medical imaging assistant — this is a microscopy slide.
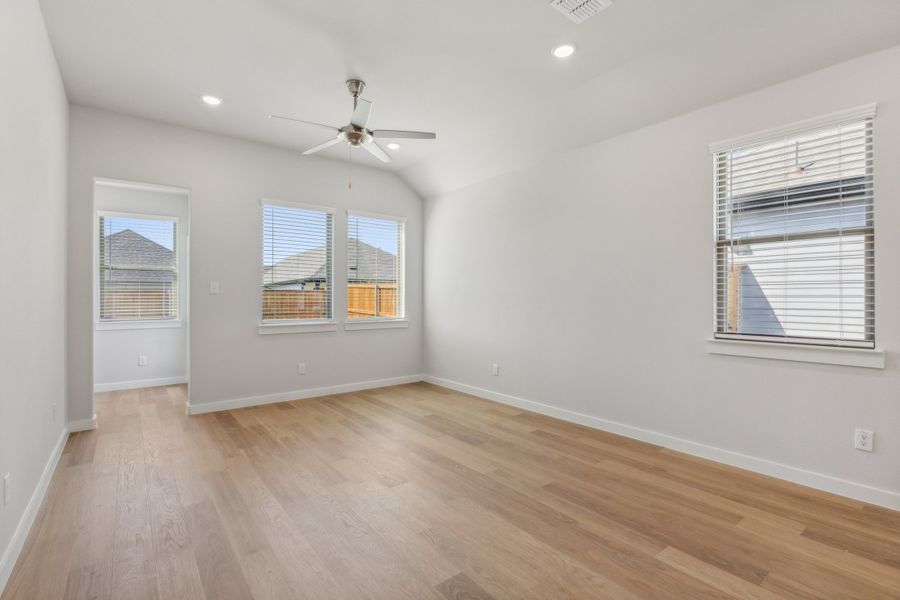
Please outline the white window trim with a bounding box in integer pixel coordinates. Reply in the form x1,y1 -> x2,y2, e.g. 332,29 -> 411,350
258,198 -> 336,332
95,210 -> 181,327
708,104 -> 879,360
258,320 -> 338,335
344,318 -> 409,331
97,319 -> 183,331
346,209 -> 407,321
705,338 -> 884,369
708,103 -> 877,153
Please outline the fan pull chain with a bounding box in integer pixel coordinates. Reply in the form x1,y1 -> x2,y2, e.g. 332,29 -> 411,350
348,144 -> 353,191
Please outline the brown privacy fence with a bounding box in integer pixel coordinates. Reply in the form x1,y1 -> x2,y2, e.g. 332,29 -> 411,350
346,283 -> 398,318
262,289 -> 329,320
262,283 -> 398,320
100,286 -> 176,319
102,283 -> 399,321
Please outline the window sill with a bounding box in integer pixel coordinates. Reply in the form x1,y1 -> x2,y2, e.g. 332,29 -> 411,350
258,320 -> 338,335
96,320 -> 182,331
705,337 -> 884,369
344,319 -> 409,331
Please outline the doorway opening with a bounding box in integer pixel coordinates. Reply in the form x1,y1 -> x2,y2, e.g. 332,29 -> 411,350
92,178 -> 190,408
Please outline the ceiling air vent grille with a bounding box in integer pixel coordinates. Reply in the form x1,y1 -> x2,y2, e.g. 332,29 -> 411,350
549,0 -> 613,24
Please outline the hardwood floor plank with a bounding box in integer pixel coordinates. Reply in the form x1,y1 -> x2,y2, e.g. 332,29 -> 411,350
4,383 -> 899,600
435,572 -> 497,600
185,500 -> 254,600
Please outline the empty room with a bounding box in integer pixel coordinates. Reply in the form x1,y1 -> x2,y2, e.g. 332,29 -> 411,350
2,0 -> 900,598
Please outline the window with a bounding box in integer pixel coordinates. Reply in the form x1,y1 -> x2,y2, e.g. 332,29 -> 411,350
714,115 -> 874,348
347,212 -> 405,320
99,213 -> 178,321
261,202 -> 334,322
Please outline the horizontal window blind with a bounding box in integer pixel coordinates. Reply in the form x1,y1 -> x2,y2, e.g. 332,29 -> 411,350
261,203 -> 333,321
347,213 -> 404,319
715,117 -> 874,348
99,214 -> 177,320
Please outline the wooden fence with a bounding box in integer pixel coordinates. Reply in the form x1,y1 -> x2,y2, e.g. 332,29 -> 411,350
347,283 -> 398,318
102,283 -> 399,321
262,289 -> 329,320
262,283 -> 398,320
100,287 -> 175,319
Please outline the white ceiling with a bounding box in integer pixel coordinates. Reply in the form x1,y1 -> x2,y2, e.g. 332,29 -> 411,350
40,0 -> 900,197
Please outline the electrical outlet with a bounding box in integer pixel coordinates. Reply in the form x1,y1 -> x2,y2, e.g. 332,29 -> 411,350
52,402 -> 57,422
854,428 -> 874,452
3,473 -> 9,507
138,355 -> 148,367
297,362 -> 307,375
209,281 -> 220,294
491,363 -> 500,376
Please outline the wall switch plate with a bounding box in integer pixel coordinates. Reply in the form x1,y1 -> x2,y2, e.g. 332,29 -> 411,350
138,355 -> 148,367
297,362 -> 307,375
491,363 -> 500,376
209,281 -> 220,294
3,473 -> 9,507
854,428 -> 874,452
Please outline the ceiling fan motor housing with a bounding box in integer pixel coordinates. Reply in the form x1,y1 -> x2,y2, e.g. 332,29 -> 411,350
339,125 -> 372,147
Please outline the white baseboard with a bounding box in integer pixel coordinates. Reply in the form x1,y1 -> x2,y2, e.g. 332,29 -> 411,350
0,428 -> 68,595
423,375 -> 900,511
186,374 -> 426,415
68,414 -> 98,432
93,376 -> 187,393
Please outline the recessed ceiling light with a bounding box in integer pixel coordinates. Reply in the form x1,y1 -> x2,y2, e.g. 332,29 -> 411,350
201,95 -> 222,106
551,44 -> 576,59
387,143 -> 400,150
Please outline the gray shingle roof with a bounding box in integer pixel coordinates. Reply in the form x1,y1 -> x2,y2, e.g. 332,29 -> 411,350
347,238 -> 398,282
102,229 -> 175,284
264,238 -> 397,286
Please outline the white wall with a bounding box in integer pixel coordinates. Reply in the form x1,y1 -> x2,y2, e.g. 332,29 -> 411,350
68,106 -> 424,420
0,0 -> 68,589
93,182 -> 189,390
425,45 -> 900,506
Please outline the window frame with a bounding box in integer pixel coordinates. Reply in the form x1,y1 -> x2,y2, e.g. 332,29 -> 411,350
95,210 -> 180,329
345,209 -> 407,325
258,198 -> 337,334
708,104 -> 881,364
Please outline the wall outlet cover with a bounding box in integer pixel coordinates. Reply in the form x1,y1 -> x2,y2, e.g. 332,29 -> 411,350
854,428 -> 874,452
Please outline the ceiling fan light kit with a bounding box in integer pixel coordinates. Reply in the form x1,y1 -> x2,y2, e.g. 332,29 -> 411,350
269,79 -> 436,163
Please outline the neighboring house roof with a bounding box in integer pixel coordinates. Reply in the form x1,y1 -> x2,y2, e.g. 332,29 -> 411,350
102,229 -> 175,283
264,245 -> 328,285
264,238 -> 396,287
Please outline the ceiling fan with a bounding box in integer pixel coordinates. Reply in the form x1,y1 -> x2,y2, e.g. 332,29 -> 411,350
269,79 -> 436,163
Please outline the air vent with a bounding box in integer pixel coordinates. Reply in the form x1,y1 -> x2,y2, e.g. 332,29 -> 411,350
549,0 -> 613,24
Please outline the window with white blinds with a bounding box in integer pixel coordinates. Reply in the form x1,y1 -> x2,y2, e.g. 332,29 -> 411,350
347,212 -> 405,320
99,214 -> 178,321
261,202 -> 334,322
714,115 -> 874,348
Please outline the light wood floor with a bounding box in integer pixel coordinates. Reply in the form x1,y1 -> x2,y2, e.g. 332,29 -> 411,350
3,384 -> 899,599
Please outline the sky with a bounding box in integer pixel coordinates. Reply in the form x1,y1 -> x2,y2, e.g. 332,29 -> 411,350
102,215 -> 175,250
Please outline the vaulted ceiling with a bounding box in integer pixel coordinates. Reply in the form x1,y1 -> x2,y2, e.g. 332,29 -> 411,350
40,0 -> 900,197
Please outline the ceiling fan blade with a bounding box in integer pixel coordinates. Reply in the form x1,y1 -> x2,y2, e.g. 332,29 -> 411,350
372,130 -> 436,140
269,115 -> 340,132
362,141 -> 391,163
350,98 -> 373,129
302,137 -> 342,155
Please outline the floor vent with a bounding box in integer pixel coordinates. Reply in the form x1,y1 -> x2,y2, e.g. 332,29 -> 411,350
549,0 -> 614,24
